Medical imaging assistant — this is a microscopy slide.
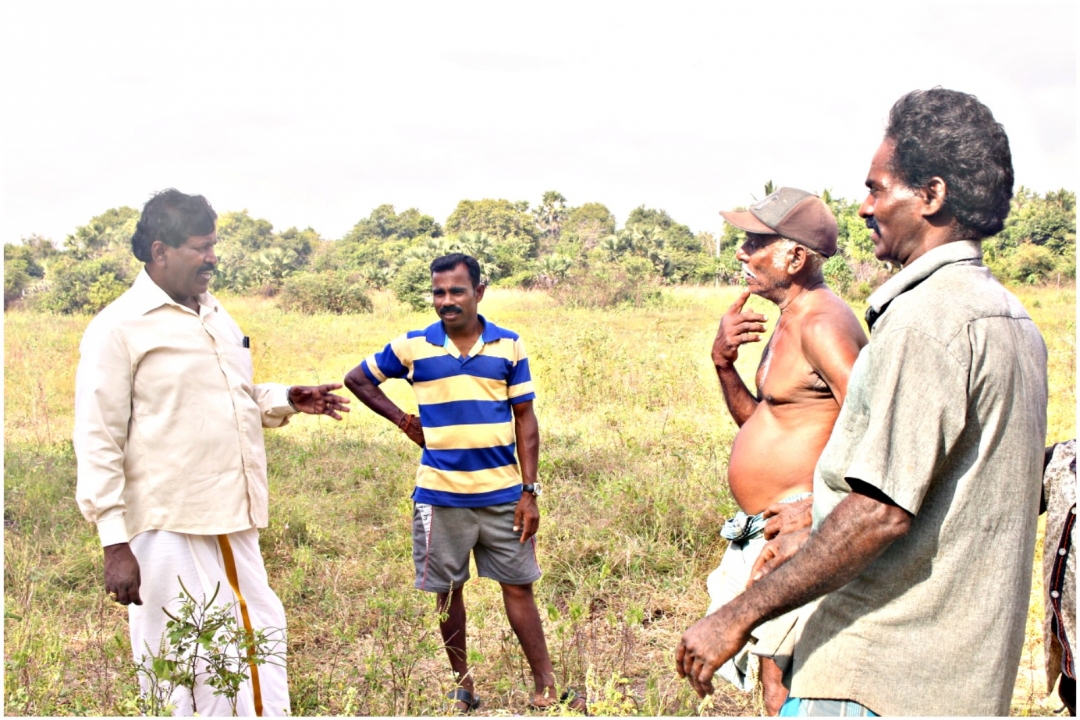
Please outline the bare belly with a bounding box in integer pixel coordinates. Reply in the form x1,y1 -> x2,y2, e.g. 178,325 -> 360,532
727,404 -> 834,515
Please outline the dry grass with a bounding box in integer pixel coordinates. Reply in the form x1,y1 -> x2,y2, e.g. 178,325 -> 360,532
3,282 -> 1073,716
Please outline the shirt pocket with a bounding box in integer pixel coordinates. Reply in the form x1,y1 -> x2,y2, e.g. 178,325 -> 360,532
224,340 -> 255,386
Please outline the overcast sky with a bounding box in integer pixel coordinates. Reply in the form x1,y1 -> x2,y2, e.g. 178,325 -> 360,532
1,2 -> 1075,245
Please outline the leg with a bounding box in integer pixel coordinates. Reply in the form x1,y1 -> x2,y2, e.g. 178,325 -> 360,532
128,530 -> 289,717
760,657 -> 789,716
437,587 -> 475,711
1060,675 -> 1076,717
500,582 -> 557,703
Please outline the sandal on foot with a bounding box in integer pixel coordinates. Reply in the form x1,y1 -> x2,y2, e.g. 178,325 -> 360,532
529,689 -> 588,714
561,688 -> 588,713
447,688 -> 481,714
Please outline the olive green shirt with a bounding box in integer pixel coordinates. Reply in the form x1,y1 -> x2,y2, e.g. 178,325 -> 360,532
790,241 -> 1048,716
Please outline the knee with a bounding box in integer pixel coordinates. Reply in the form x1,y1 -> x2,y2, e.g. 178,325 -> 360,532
500,582 -> 533,600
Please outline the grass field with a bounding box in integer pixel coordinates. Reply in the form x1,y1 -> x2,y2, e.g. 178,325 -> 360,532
4,283 -> 1075,716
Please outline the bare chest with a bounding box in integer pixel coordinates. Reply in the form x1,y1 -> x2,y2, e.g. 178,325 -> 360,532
754,324 -> 830,404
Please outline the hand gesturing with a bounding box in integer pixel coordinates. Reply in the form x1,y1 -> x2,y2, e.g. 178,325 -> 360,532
712,289 -> 767,369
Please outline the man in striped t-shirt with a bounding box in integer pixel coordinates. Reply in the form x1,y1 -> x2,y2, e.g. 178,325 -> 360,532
344,253 -> 583,713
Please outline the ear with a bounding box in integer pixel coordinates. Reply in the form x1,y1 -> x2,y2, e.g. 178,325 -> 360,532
920,176 -> 948,217
787,245 -> 806,276
475,283 -> 486,302
150,240 -> 169,265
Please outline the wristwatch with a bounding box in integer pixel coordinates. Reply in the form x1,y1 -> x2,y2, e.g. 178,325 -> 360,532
522,482 -> 542,497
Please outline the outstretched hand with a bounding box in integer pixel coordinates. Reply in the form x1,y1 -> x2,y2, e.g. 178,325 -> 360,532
712,289 -> 768,368
289,384 -> 351,419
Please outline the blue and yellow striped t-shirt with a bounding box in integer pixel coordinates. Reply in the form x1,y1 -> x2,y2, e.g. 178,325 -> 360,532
360,316 -> 536,508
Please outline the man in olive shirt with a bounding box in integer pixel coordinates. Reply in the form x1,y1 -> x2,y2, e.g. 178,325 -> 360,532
676,88 -> 1048,716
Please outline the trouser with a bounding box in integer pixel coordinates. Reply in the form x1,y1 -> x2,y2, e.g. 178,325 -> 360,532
128,528 -> 290,717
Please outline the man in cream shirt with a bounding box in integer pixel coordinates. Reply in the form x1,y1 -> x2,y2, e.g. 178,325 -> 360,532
74,188 -> 349,716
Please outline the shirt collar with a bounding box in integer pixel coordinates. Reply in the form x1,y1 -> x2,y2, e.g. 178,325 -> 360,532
130,267 -> 218,317
865,240 -> 983,330
423,314 -> 499,346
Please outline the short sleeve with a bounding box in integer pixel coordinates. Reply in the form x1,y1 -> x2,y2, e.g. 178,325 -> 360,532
843,326 -> 969,515
362,335 -> 412,385
507,336 -> 536,404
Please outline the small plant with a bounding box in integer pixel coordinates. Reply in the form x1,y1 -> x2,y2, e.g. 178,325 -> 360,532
135,578 -> 285,717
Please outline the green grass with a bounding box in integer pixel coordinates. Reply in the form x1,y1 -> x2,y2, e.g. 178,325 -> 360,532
4,283 -> 1074,716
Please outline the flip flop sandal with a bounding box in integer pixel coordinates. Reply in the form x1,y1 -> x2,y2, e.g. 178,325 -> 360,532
561,688 -> 588,714
529,688 -> 589,714
447,687 -> 482,714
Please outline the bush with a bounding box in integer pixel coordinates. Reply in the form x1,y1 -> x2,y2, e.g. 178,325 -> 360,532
35,250 -> 138,314
550,257 -> 661,308
822,254 -> 854,296
277,271 -> 373,314
5,256 -> 32,309
391,259 -> 433,311
1003,243 -> 1057,285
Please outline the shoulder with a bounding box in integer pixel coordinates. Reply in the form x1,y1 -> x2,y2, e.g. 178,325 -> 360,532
800,290 -> 867,350
482,318 -> 522,342
80,283 -> 142,351
880,263 -> 1035,347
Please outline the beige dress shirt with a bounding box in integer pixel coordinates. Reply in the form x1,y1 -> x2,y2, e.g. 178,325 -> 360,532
74,269 -> 295,546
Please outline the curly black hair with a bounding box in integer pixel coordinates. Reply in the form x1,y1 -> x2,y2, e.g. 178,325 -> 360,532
131,189 -> 217,263
885,88 -> 1014,239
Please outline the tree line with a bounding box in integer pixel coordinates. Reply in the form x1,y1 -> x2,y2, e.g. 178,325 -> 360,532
4,187 -> 1075,314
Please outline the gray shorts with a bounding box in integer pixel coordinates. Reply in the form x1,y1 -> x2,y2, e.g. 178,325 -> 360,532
412,502 -> 542,593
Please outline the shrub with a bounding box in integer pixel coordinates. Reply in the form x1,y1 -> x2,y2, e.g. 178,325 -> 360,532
550,257 -> 661,308
391,259 -> 433,311
277,271 -> 373,314
35,250 -> 137,314
1004,243 -> 1057,285
822,254 -> 854,296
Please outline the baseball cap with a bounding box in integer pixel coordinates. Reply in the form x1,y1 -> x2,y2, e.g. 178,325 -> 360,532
719,187 -> 838,257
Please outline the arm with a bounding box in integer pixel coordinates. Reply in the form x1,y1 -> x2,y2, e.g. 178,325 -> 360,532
712,289 -> 768,426
675,483 -> 912,698
512,400 -> 540,543
73,323 -> 142,605
343,363 -> 424,447
800,307 -> 868,408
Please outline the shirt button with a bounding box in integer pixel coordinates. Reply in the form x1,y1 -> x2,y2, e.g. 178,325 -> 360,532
1060,548 -> 1068,556
1051,591 -> 1060,598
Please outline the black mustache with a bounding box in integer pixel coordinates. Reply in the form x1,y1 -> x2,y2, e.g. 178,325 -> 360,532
865,217 -> 880,233
440,306 -> 463,316
199,265 -> 216,274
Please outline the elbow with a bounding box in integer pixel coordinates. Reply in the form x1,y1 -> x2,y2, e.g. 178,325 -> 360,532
877,504 -> 913,543
344,366 -> 369,396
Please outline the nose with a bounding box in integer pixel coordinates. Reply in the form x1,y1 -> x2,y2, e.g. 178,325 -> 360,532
735,244 -> 750,262
858,194 -> 873,219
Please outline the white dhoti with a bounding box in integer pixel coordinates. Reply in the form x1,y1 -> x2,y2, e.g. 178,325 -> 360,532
706,494 -> 813,692
128,528 -> 290,717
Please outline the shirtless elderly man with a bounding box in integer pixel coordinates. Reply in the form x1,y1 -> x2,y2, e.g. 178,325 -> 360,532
706,187 -> 866,714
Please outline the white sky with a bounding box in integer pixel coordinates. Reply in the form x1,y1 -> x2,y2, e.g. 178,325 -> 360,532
1,2 -> 1075,245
